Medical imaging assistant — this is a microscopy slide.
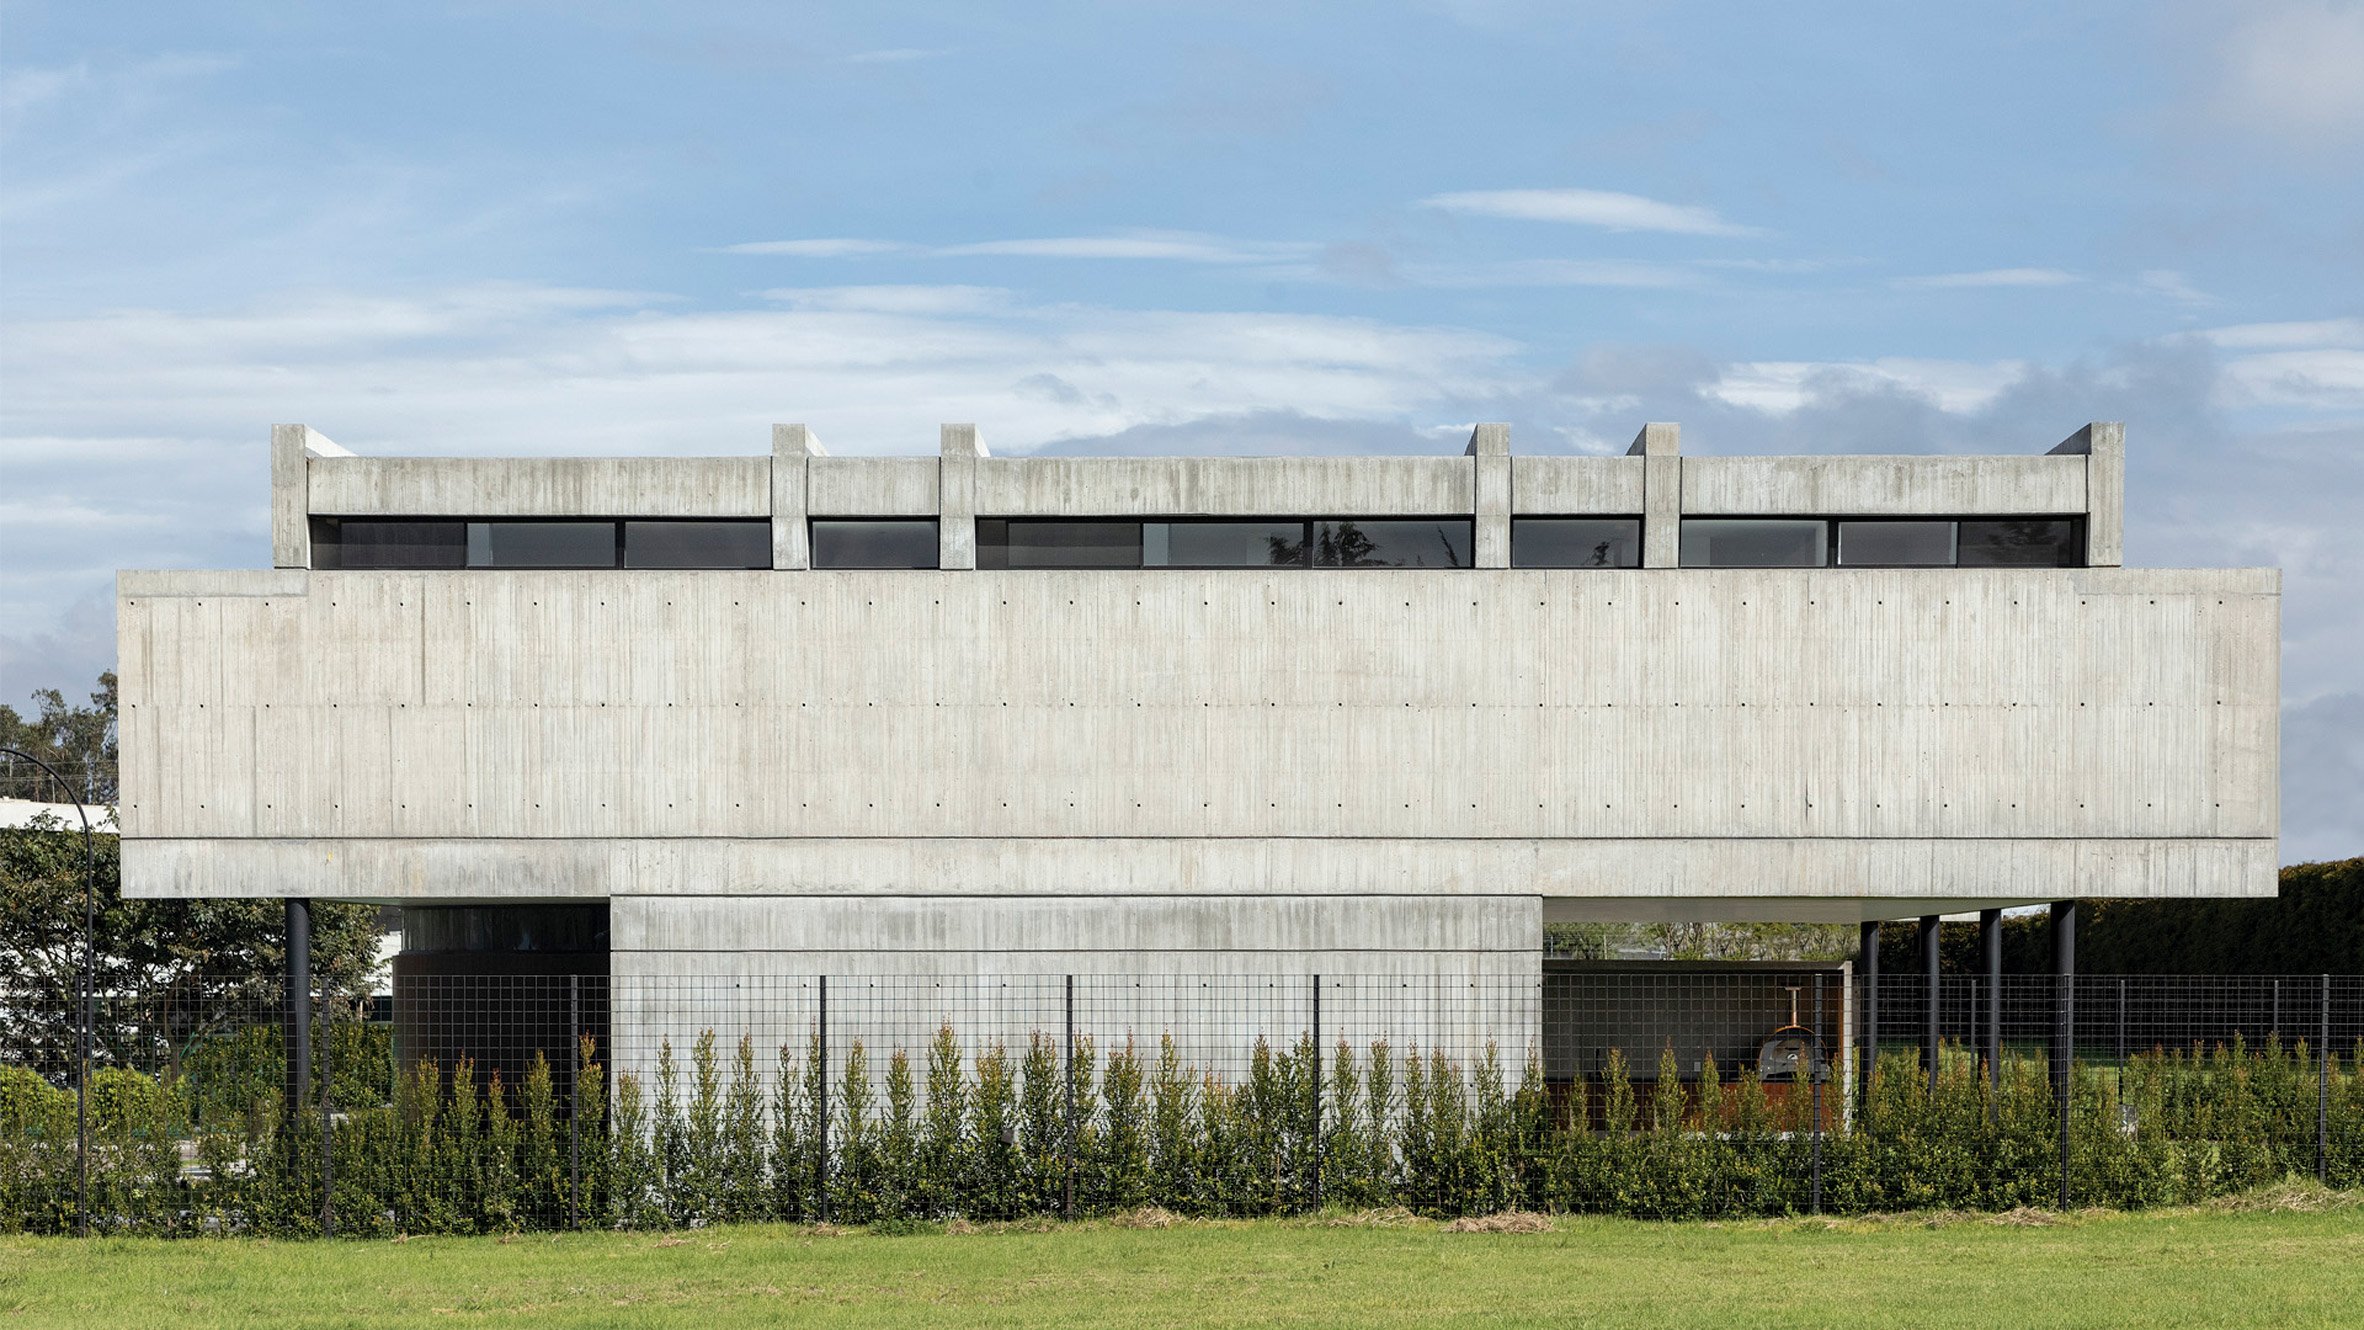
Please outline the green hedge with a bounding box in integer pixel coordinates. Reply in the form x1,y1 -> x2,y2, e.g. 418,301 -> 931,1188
3,1030 -> 2358,1235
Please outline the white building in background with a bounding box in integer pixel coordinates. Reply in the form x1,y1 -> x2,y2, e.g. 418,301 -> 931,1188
110,420 -> 2278,1074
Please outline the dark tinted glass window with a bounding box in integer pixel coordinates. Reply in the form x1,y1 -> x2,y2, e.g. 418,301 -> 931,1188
811,519 -> 940,569
978,519 -> 1144,569
623,520 -> 771,569
1837,520 -> 1955,567
311,518 -> 467,569
1512,517 -> 1642,569
1147,520 -> 1308,568
467,521 -> 617,568
1312,519 -> 1471,567
1958,519 -> 2082,567
1680,519 -> 1828,568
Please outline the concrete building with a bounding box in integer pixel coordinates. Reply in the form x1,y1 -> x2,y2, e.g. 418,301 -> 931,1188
112,420 -> 2278,1081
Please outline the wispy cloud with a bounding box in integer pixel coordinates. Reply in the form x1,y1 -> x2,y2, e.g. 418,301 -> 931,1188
2136,269 -> 2213,305
842,47 -> 949,65
720,238 -> 912,257
1894,267 -> 2081,289
759,285 -> 1010,314
1707,358 -> 2031,414
938,232 -> 1311,263
1394,258 -> 1705,290
2201,318 -> 2364,350
1418,187 -> 1760,237
718,230 -> 1313,265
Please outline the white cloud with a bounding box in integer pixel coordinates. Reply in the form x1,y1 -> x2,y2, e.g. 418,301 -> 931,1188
938,232 -> 1312,263
759,285 -> 1011,314
2201,318 -> 2364,349
2136,269 -> 2213,305
1419,187 -> 1760,237
2210,2 -> 2364,145
1706,358 -> 2030,414
2215,349 -> 2364,410
719,238 -> 913,257
841,48 -> 949,65
718,230 -> 1312,264
1395,258 -> 1705,289
1893,267 -> 2081,289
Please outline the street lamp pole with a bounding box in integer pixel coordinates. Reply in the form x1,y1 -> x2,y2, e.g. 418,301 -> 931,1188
3,747 -> 98,1238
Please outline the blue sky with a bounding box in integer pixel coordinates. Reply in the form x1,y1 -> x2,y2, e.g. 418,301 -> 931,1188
2,2 -> 2360,857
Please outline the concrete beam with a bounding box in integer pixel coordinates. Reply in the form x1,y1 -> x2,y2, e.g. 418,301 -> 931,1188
306,456 -> 771,518
1466,423 -> 1511,569
1509,456 -> 1646,514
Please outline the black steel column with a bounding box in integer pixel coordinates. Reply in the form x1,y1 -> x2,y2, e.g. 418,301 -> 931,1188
1857,921 -> 1880,1109
319,988 -> 334,1236
285,897 -> 312,1116
1062,974 -> 1076,1220
816,975 -> 829,1223
1304,973 -> 1323,1209
2051,900 -> 2076,1209
1979,907 -> 2003,1114
569,974 -> 582,1230
1919,914 -> 1941,1094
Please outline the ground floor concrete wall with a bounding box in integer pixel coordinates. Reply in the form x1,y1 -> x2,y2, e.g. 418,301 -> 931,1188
606,894 -> 1540,1092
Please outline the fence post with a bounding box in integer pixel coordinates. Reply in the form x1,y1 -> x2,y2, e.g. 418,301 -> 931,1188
2321,974 -> 2332,1186
569,974 -> 581,1230
817,975 -> 829,1224
320,988 -> 334,1237
1811,973 -> 1824,1215
1063,975 -> 1077,1221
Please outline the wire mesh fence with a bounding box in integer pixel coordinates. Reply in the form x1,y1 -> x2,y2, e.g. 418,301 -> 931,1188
2,969 -> 2360,1236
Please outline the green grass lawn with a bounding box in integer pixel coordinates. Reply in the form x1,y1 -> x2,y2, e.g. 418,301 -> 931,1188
3,1191 -> 2360,1329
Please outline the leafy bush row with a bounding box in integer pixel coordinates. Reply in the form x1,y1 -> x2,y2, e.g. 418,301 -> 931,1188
3,1031 -> 2359,1236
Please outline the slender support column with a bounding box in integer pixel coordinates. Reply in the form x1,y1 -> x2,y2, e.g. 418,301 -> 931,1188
319,990 -> 335,1236
2051,900 -> 2077,1208
1919,914 -> 1941,1094
1979,907 -> 2003,1113
569,974 -> 582,1230
1062,974 -> 1076,1220
1857,922 -> 1880,1108
1310,974 -> 1323,1210
285,898 -> 312,1116
816,975 -> 829,1223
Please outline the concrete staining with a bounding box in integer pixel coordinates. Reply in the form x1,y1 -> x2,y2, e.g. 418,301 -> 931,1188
122,420 -> 2275,1063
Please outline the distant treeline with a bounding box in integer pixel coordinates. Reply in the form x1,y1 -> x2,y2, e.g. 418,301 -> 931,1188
1877,858 -> 2364,975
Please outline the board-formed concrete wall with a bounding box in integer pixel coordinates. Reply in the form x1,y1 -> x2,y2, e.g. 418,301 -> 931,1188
116,562 -> 2277,912
606,894 -> 1541,1090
